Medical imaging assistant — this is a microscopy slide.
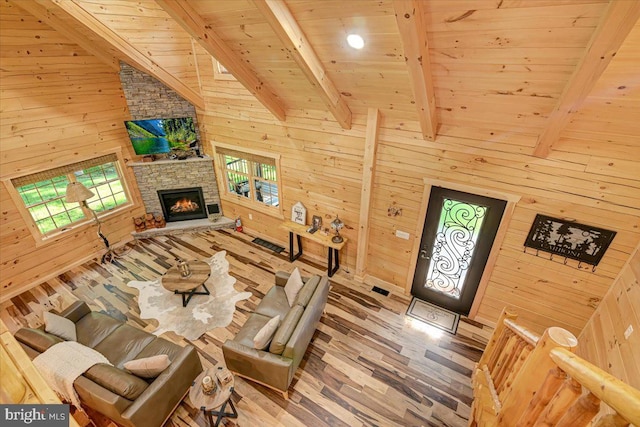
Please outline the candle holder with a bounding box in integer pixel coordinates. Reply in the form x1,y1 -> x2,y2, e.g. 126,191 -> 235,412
201,375 -> 217,395
177,258 -> 191,279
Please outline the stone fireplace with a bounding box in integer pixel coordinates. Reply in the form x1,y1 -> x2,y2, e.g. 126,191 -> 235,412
131,157 -> 220,221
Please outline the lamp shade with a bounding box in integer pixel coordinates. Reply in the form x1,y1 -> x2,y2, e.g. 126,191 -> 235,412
65,182 -> 94,203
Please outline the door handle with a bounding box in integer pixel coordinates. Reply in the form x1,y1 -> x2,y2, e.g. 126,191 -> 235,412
419,249 -> 430,260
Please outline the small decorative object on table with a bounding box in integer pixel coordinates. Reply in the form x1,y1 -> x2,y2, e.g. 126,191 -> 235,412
177,258 -> 191,278
291,201 -> 307,225
330,215 -> 344,243
311,215 -> 322,231
201,375 -> 217,395
216,367 -> 233,385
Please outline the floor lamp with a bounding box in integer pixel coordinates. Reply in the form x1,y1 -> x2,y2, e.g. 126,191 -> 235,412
65,181 -> 117,263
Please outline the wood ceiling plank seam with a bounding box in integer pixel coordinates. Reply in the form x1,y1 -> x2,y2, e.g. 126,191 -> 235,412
11,0 -> 119,71
393,0 -> 438,141
252,0 -> 352,130
156,0 -> 286,121
533,0 -> 640,158
34,0 -> 204,109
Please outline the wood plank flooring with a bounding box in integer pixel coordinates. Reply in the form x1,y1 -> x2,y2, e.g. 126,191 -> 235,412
0,229 -> 491,427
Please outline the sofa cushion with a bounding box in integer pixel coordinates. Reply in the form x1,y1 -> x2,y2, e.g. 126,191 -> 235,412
293,276 -> 320,308
269,305 -> 304,355
284,268 -> 304,306
43,311 -> 77,341
233,313 -> 272,348
254,285 -> 290,319
133,337 -> 183,362
84,363 -> 148,400
123,355 -> 171,378
253,315 -> 280,350
93,324 -> 155,368
75,312 -> 122,348
14,328 -> 63,353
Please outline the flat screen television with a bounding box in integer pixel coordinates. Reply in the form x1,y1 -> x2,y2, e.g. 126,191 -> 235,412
124,117 -> 197,155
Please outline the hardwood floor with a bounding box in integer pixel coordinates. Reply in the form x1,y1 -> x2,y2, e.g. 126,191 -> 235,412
0,229 -> 491,427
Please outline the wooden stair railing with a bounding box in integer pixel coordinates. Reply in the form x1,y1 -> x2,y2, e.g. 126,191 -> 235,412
469,309 -> 640,427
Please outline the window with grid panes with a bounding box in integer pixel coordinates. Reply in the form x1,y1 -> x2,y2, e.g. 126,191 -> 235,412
11,154 -> 129,236
217,146 -> 280,210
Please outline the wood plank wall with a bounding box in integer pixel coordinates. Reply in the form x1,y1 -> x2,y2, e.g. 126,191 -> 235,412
2,0 -> 639,343
576,241 -> 640,418
0,1 -> 144,300
194,45 -> 640,338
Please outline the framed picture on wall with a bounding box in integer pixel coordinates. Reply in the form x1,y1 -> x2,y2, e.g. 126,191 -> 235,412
524,214 -> 616,266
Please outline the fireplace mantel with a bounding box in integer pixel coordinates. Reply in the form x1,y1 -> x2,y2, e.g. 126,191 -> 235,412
127,156 -> 212,167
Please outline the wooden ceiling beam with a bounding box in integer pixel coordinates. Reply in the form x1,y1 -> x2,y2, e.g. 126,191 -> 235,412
32,0 -> 205,109
393,0 -> 438,141
13,0 -> 119,71
156,0 -> 286,122
533,1 -> 640,158
252,0 -> 352,130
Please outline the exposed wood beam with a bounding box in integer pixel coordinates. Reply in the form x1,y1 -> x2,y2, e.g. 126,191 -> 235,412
156,0 -> 286,122
13,0 -> 119,71
252,0 -> 352,129
32,0 -> 205,109
355,108 -> 381,281
393,0 -> 438,141
533,1 -> 640,158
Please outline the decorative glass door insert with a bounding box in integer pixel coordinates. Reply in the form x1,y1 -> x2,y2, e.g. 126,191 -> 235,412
423,199 -> 487,299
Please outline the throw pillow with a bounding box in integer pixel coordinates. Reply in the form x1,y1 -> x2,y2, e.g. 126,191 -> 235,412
253,315 -> 280,350
123,354 -> 171,378
284,267 -> 304,307
43,311 -> 77,341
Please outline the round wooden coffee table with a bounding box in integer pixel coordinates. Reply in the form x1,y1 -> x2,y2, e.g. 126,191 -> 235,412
190,365 -> 237,427
161,260 -> 211,307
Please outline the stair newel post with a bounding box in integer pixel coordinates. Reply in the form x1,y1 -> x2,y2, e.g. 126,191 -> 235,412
532,377 -> 582,426
515,366 -> 567,427
497,327 -> 577,426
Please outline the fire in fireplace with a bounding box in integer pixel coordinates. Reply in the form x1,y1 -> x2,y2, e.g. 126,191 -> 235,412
158,187 -> 207,222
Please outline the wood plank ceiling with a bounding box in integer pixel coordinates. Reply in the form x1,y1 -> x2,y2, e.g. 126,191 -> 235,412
16,0 -> 638,159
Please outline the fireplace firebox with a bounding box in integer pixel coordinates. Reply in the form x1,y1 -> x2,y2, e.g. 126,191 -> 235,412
158,187 -> 207,222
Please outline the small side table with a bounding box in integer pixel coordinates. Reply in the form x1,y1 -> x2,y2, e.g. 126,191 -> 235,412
161,260 -> 211,307
190,366 -> 237,427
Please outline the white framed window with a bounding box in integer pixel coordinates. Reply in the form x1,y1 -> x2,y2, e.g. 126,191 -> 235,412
8,153 -> 131,241
213,143 -> 283,218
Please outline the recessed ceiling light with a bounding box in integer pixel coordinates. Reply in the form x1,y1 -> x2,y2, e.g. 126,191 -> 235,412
347,34 -> 364,50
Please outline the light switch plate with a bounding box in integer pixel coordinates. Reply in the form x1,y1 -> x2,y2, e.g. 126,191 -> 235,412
395,230 -> 410,240
624,325 -> 633,340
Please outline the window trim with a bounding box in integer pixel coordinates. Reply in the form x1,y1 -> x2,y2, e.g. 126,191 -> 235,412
212,141 -> 284,219
3,150 -> 134,247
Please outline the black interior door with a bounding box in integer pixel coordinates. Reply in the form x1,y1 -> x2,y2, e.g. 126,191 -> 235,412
411,187 -> 506,315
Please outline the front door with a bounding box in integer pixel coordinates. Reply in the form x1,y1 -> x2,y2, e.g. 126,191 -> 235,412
412,186 -> 507,315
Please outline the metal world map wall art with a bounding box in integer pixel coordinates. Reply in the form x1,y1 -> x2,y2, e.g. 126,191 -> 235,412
524,214 -> 616,271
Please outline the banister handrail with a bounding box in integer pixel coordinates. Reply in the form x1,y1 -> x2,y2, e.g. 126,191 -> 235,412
549,347 -> 640,426
503,319 -> 539,347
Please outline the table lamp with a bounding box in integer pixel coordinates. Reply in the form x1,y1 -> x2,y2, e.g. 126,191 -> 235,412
330,215 -> 344,243
65,181 -> 115,263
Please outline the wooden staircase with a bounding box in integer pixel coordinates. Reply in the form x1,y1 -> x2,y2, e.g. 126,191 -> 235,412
469,310 -> 640,427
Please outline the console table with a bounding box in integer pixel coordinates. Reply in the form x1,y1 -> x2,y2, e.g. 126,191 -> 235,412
281,220 -> 347,277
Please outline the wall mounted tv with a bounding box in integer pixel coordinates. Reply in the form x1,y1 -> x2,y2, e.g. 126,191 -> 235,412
124,117 -> 197,155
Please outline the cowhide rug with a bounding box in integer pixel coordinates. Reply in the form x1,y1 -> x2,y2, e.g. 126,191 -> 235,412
127,251 -> 251,341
